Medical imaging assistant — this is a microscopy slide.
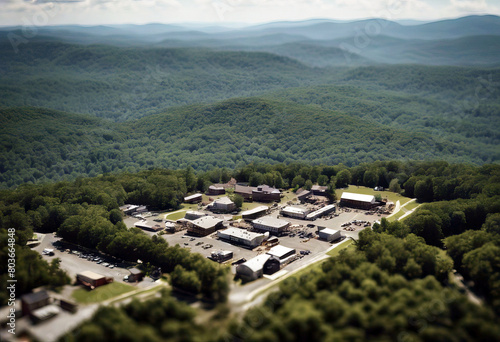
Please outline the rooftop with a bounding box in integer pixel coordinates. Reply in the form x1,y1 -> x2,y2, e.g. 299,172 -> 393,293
184,193 -> 202,201
305,204 -> 336,219
129,268 -> 143,275
252,216 -> 290,228
239,254 -> 271,272
281,205 -> 308,214
311,185 -> 328,191
21,290 -> 50,304
319,228 -> 339,235
78,271 -> 105,280
241,206 -> 269,216
218,227 -> 265,240
214,196 -> 234,205
192,216 -> 223,229
340,192 -> 376,203
267,245 -> 295,258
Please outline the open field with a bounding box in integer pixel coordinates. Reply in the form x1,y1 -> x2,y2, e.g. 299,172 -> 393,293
336,185 -> 412,206
72,282 -> 134,304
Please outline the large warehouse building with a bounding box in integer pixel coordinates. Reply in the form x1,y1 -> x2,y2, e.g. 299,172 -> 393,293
280,206 -> 310,219
252,217 -> 290,235
266,245 -> 296,264
187,216 -> 224,236
340,192 -> 377,209
305,204 -> 336,220
217,227 -> 266,248
236,254 -> 280,281
318,228 -> 342,242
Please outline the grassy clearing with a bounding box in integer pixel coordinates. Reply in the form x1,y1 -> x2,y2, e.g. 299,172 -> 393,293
403,201 -> 420,211
326,239 -> 354,257
387,210 -> 406,222
166,211 -> 187,220
280,190 -> 298,205
336,186 -> 412,206
72,282 -> 134,304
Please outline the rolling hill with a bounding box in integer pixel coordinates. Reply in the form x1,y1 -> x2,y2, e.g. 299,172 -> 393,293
1,97 -> 497,188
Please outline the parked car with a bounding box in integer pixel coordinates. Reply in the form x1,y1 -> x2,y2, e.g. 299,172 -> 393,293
102,263 -> 110,267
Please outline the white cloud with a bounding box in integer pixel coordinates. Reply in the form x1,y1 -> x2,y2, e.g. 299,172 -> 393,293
0,0 -> 499,26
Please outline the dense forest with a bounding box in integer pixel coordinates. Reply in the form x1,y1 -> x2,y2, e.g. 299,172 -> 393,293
1,95 -> 498,188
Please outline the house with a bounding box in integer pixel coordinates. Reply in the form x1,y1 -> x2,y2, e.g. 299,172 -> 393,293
280,206 -> 310,219
128,268 -> 144,282
317,228 -> 342,242
217,227 -> 266,248
241,206 -> 269,220
208,196 -> 236,213
305,204 -> 336,220
188,216 -> 224,236
340,192 -> 377,209
184,193 -> 202,204
21,291 -> 51,316
76,271 -> 109,289
267,245 -> 296,264
252,217 -> 290,235
296,189 -> 312,203
234,184 -> 254,200
207,185 -> 225,195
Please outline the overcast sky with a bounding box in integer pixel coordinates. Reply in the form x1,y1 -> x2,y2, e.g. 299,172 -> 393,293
1,0 -> 499,26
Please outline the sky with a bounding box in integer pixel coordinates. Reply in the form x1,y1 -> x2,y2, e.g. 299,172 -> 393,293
0,0 -> 499,26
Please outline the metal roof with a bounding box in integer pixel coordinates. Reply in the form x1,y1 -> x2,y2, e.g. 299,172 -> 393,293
340,192 -> 376,203
217,227 -> 265,240
319,228 -> 339,235
252,216 -> 290,228
305,204 -> 336,219
241,206 -> 269,216
184,193 -> 202,201
214,196 -> 234,205
267,245 -> 295,258
21,290 -> 49,304
78,271 -> 105,280
192,216 -> 223,229
281,206 -> 308,214
239,254 -> 271,273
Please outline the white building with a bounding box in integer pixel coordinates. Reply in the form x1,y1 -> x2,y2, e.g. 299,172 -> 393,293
208,196 -> 236,212
252,217 -> 290,235
280,205 -> 310,219
217,227 -> 266,248
305,204 -> 336,220
236,254 -> 272,281
340,192 -> 376,209
267,245 -> 296,264
318,228 -> 342,242
241,206 -> 269,220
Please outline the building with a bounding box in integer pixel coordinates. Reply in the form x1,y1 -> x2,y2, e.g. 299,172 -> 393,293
296,189 -> 312,203
263,256 -> 281,275
235,184 -> 281,202
76,271 -> 109,289
188,216 -> 224,236
165,221 -> 177,233
210,250 -> 233,263
267,245 -> 296,264
305,204 -> 336,220
311,185 -> 328,196
217,227 -> 266,248
252,217 -> 290,235
32,305 -> 61,323
21,291 -> 51,316
340,192 -> 377,209
236,254 -> 271,282
184,193 -> 202,204
280,206 -> 310,219
208,196 -> 236,213
128,268 -> 144,282
252,185 -> 281,202
241,206 -> 269,220
184,210 -> 207,220
318,228 -> 342,242
119,204 -> 140,215
207,185 -> 225,195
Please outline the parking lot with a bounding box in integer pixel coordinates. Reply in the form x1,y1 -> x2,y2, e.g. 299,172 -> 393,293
33,233 -> 148,286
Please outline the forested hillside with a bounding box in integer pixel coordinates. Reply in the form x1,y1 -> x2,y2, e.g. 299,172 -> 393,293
2,97 -> 497,188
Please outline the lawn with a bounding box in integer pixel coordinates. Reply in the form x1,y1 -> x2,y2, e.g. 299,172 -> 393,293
403,200 -> 420,211
279,190 -> 298,205
72,282 -> 134,304
336,186 -> 412,206
166,210 -> 187,220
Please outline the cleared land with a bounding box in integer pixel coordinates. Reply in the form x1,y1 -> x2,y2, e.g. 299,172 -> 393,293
72,282 -> 134,304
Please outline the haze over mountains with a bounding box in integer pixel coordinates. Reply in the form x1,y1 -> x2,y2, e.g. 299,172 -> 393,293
0,15 -> 499,187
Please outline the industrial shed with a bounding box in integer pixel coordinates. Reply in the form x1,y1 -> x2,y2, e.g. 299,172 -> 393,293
280,205 -> 310,219
21,291 -> 51,316
252,217 -> 290,235
128,268 -> 144,282
340,192 -> 377,209
184,193 -> 202,204
267,245 -> 296,263
305,204 -> 336,220
210,250 -> 233,263
188,216 -> 224,236
236,254 -> 271,282
76,271 -> 109,289
207,185 -> 225,195
217,227 -> 266,248
241,206 -> 269,220
318,228 -> 342,242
